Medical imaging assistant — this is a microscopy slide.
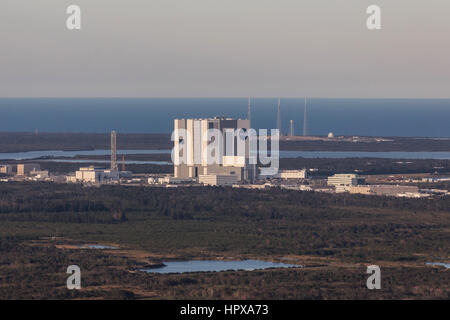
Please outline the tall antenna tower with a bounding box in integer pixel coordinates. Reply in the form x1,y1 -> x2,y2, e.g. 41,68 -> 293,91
111,130 -> 118,171
247,97 -> 252,127
276,98 -> 281,134
290,120 -> 294,136
303,97 -> 308,136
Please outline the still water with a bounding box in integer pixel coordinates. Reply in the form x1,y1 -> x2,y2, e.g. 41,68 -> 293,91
38,159 -> 171,165
141,260 -> 301,274
2,98 -> 450,137
426,262 -> 450,269
0,149 -> 171,160
77,244 -> 119,250
1,149 -> 450,160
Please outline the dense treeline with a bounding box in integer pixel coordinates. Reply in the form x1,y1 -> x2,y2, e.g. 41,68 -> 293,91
280,157 -> 450,176
0,239 -> 448,300
1,132 -> 450,153
0,183 -> 448,220
280,137 -> 450,152
0,182 -> 448,299
0,132 -> 170,153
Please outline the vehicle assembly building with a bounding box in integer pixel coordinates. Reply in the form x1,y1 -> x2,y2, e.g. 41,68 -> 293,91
173,117 -> 256,182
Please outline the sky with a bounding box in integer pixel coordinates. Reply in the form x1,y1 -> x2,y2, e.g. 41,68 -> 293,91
1,0 -> 449,98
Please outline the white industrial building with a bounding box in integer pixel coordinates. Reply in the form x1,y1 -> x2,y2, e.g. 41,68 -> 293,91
29,170 -> 49,179
17,163 -> 40,176
327,174 -> 365,187
349,185 -> 420,196
198,174 -> 238,186
71,131 -> 129,184
173,117 -> 256,182
75,166 -> 119,183
0,165 -> 14,175
151,176 -> 195,184
276,170 -> 307,179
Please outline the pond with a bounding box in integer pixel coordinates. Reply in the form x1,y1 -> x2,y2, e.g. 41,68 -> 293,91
141,259 -> 301,274
77,244 -> 119,250
38,159 -> 171,165
426,262 -> 450,269
0,149 -> 170,160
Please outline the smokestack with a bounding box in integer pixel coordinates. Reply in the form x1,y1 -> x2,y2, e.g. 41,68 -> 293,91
111,130 -> 118,171
277,98 -> 281,134
303,97 -> 308,137
290,120 -> 294,136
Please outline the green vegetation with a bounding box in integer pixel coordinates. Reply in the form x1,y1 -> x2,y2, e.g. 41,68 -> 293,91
0,182 -> 448,299
280,137 -> 450,152
1,132 -> 450,153
280,157 -> 450,176
0,132 -> 170,153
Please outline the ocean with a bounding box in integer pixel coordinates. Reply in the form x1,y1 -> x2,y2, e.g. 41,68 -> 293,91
0,98 -> 449,137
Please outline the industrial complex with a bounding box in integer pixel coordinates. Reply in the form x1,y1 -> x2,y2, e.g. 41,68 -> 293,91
0,109 -> 449,199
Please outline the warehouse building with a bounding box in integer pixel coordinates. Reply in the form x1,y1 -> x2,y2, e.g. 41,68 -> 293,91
198,174 -> 238,186
349,185 -> 419,196
275,170 -> 307,179
327,174 -> 365,187
75,166 -> 119,184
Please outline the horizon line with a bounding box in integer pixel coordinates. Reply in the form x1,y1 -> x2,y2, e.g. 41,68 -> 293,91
1,97 -> 450,100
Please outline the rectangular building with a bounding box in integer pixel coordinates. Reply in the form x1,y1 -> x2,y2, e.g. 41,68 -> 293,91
0,165 -> 14,175
29,170 -> 49,179
173,117 -> 255,182
198,174 -> 238,186
17,163 -> 40,176
276,170 -> 307,179
349,185 -> 419,196
75,166 -> 119,183
328,174 -> 365,187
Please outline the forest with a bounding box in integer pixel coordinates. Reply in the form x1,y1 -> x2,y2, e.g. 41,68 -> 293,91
1,132 -> 450,153
0,182 -> 448,299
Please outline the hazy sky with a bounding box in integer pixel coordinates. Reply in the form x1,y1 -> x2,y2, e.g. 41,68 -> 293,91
1,0 -> 449,98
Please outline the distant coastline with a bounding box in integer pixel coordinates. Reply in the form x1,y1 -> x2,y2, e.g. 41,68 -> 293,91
1,132 -> 450,154
1,98 -> 450,137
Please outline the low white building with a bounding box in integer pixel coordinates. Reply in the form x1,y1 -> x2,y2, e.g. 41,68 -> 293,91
198,174 -> 238,186
0,165 -> 14,175
75,166 -> 119,183
397,192 -> 430,198
66,175 -> 77,183
156,176 -> 194,184
280,184 -> 312,191
328,174 -> 365,187
349,185 -> 420,197
30,170 -> 49,179
276,170 -> 307,179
